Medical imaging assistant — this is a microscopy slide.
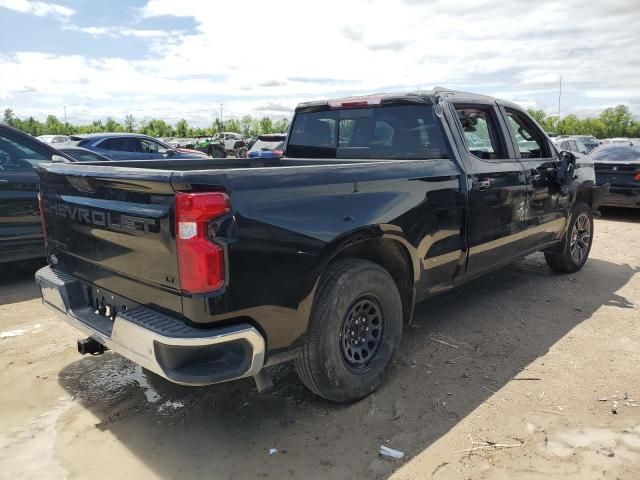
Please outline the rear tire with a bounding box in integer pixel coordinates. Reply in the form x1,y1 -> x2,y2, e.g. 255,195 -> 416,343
544,201 -> 593,273
295,259 -> 403,402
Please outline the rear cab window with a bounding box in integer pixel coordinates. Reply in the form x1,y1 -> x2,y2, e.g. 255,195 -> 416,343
454,105 -> 507,160
287,105 -> 450,160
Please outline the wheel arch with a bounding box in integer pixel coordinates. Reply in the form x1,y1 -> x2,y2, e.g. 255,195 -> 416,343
316,228 -> 418,324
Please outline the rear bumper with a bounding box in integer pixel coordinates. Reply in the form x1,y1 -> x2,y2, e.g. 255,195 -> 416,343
35,266 -> 265,386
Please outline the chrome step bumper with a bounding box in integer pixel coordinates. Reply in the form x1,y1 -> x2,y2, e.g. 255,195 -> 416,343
35,266 -> 265,386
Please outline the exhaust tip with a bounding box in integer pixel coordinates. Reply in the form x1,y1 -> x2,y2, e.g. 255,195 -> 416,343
77,338 -> 106,355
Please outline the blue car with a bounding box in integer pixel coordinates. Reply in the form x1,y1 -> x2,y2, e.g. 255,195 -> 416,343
65,133 -> 209,160
247,134 -> 286,159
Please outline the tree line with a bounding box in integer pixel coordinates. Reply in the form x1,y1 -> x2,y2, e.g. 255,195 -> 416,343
2,109 -> 290,138
527,105 -> 640,138
3,104 -> 640,139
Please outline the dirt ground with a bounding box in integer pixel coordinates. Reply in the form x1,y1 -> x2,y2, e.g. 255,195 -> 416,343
1,208 -> 639,480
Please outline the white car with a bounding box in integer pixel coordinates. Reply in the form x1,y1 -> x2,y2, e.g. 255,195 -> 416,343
37,135 -> 68,145
601,138 -> 631,145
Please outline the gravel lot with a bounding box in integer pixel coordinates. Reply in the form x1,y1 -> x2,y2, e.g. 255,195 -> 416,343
1,208 -> 639,480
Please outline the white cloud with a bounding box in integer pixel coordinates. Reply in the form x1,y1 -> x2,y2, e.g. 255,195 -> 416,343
0,0 -> 74,18
62,24 -> 180,39
2,0 -> 640,125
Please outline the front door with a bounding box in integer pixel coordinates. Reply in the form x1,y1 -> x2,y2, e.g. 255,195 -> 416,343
501,106 -> 567,250
451,103 -> 528,277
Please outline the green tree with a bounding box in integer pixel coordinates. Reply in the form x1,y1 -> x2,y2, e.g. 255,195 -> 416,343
104,117 -> 123,132
212,118 -> 224,134
599,105 -> 633,137
3,108 -> 15,125
240,115 -> 253,137
272,118 -> 289,133
259,116 -> 273,134
124,114 -> 136,133
139,119 -> 172,138
175,118 -> 189,137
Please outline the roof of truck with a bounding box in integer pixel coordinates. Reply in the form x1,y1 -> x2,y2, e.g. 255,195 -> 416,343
295,87 -> 520,112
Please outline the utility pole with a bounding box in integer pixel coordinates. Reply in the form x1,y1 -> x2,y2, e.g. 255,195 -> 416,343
63,105 -> 67,124
220,103 -> 223,125
557,76 -> 562,120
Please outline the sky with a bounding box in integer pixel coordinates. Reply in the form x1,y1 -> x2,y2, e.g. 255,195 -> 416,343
1,0 -> 639,127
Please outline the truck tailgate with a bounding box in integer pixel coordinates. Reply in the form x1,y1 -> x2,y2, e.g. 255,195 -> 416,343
38,164 -> 182,315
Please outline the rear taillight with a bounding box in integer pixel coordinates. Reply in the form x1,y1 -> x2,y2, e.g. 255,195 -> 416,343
634,171 -> 640,182
271,149 -> 284,158
175,192 -> 230,293
37,190 -> 47,244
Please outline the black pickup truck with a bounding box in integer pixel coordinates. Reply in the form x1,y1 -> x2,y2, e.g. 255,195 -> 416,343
35,89 -> 602,402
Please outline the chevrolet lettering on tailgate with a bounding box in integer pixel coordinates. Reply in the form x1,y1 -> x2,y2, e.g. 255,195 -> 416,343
43,199 -> 157,235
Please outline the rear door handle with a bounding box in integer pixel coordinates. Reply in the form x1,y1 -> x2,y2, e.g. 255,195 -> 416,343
471,179 -> 491,191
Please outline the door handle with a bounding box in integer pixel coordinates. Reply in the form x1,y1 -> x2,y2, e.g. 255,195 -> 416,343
530,169 -> 541,181
0,179 -> 8,183
471,179 -> 491,191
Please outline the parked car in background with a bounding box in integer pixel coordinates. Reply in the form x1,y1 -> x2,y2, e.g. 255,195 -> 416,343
0,125 -> 74,263
247,134 -> 286,159
553,137 -> 589,155
37,135 -> 68,145
64,133 -> 207,160
57,146 -> 112,162
573,135 -> 599,152
167,138 -> 193,148
601,138 -> 631,145
590,144 -> 640,208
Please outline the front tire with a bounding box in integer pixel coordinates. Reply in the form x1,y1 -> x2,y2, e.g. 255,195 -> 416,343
544,202 -> 593,273
208,145 -> 226,158
295,259 -> 403,402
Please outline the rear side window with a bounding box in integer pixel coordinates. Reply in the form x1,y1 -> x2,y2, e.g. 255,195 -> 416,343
287,105 -> 449,159
99,138 -> 135,152
454,106 -> 506,160
505,108 -> 552,159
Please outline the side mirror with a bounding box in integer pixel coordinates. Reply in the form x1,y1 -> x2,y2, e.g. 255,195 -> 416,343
164,149 -> 176,157
51,155 -> 69,163
557,150 -> 576,185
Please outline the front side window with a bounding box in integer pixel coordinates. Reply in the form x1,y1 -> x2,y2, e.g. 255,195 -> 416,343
287,105 -> 449,159
505,109 -> 552,159
454,106 -> 505,160
140,139 -> 169,154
